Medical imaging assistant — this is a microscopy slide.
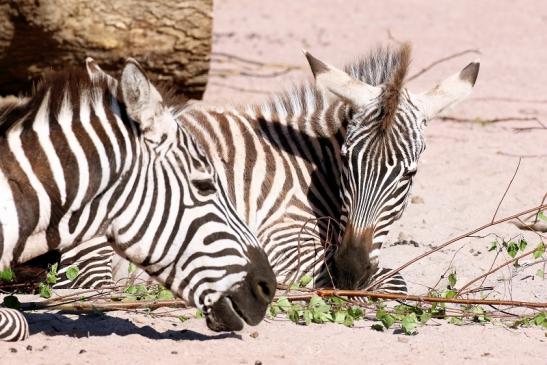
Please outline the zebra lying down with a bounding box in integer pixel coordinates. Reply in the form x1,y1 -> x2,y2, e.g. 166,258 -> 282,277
0,58 -> 276,341
56,43 -> 479,297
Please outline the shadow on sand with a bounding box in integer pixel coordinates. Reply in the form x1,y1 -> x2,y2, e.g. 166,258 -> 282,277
24,312 -> 242,341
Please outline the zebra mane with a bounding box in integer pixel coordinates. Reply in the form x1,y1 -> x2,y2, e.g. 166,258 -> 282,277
259,43 -> 411,131
0,67 -> 190,135
346,43 -> 411,129
0,67 -> 110,135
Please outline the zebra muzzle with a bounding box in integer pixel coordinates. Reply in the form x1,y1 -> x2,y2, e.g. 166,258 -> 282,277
205,246 -> 276,332
332,224 -> 377,289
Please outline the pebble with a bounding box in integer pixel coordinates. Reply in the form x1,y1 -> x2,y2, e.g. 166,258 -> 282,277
411,196 -> 425,204
249,331 -> 259,338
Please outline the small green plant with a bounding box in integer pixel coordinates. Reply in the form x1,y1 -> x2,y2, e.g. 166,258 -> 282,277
269,295 -> 364,327
65,266 -> 80,282
0,268 -> 15,282
38,263 -> 58,299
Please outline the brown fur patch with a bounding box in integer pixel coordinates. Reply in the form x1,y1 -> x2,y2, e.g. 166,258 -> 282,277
381,42 -> 411,130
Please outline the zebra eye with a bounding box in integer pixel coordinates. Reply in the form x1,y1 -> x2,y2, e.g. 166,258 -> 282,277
192,179 -> 216,195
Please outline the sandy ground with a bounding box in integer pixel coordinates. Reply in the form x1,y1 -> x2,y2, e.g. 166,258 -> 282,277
2,0 -> 547,364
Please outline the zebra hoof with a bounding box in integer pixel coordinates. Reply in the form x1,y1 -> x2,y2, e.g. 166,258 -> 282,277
0,308 -> 29,341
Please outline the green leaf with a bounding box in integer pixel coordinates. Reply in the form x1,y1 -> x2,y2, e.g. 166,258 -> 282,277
506,242 -> 518,258
371,323 -> 384,331
533,242 -> 545,259
125,286 -> 138,295
178,315 -> 189,323
299,274 -> 313,287
533,312 -> 545,327
536,269 -> 545,279
276,297 -> 291,312
0,268 -> 15,282
448,272 -> 457,288
419,311 -> 432,324
194,309 -> 204,318
3,295 -> 21,310
343,314 -> 354,327
449,317 -> 464,326
442,289 -> 458,298
66,266 -> 79,281
376,311 -> 395,329
518,239 -> 527,251
538,211 -> 547,221
122,295 -> 138,302
157,289 -> 174,300
128,262 -> 137,274
288,307 -> 300,324
303,309 -> 312,325
334,310 -> 347,324
46,263 -> 58,285
488,241 -> 498,252
348,306 -> 364,320
401,313 -> 418,335
39,283 -> 52,299
309,295 -> 326,308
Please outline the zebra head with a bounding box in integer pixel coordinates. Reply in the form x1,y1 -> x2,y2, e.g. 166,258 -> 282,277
89,59 -> 276,331
304,45 -> 479,289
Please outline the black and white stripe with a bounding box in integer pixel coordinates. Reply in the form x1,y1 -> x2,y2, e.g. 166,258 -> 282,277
0,58 -> 275,340
59,44 -> 478,297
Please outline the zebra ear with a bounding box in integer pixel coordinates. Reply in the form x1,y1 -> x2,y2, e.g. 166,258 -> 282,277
416,59 -> 480,119
120,58 -> 163,132
303,50 -> 381,106
86,57 -> 118,93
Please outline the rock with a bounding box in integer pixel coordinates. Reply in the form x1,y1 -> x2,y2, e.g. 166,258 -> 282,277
411,196 -> 425,204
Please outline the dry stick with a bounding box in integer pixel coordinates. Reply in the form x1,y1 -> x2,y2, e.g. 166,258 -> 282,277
491,158 -> 521,223
364,203 -> 547,291
497,152 -> 547,159
436,116 -> 544,126
457,249 -> 537,296
406,49 -> 481,82
286,289 -> 547,308
21,299 -> 187,312
208,82 -> 273,95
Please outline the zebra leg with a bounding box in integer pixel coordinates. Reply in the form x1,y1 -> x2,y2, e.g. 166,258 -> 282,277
54,237 -> 114,289
0,308 -> 29,341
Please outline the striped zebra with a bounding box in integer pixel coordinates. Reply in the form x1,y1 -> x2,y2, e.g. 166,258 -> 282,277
0,57 -> 276,341
57,43 -> 479,293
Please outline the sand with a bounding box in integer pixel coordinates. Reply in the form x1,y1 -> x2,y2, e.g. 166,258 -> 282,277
1,1 -> 546,364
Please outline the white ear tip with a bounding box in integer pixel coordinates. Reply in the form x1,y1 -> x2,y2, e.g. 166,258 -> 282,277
302,49 -> 309,56
85,57 -> 95,63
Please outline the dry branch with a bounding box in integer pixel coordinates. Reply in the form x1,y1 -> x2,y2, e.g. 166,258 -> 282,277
286,289 -> 547,309
407,49 -> 481,82
365,203 -> 547,291
21,299 -> 187,312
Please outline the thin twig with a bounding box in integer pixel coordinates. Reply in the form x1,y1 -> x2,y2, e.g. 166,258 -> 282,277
286,289 -> 547,309
491,158 -> 521,223
407,49 -> 481,82
365,203 -> 547,291
437,116 -> 543,125
20,299 -> 187,312
458,249 -> 537,296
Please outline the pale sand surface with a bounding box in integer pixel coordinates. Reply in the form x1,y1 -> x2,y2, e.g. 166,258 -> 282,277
1,1 -> 547,364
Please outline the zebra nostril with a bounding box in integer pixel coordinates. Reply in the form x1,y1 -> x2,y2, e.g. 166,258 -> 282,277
255,279 -> 274,304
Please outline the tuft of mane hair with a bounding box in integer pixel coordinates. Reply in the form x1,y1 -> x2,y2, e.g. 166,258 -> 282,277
345,42 -> 412,130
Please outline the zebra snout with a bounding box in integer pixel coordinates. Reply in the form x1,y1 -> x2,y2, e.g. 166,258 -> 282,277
206,246 -> 276,332
332,224 -> 376,289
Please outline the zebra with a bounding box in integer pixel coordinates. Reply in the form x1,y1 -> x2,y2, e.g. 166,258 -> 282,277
0,57 -> 276,341
179,43 -> 479,292
56,43 -> 479,294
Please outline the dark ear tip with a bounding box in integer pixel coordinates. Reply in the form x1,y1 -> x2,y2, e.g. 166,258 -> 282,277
460,60 -> 480,86
303,51 -> 330,78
